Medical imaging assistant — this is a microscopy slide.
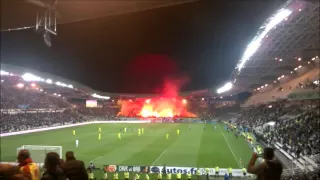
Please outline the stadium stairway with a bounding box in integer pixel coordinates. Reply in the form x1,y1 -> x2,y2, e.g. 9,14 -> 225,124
274,142 -> 319,171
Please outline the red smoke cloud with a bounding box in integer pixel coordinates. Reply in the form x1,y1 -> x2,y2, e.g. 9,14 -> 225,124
117,78 -> 196,118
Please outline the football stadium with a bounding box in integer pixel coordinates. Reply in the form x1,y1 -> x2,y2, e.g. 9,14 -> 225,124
1,0 -> 319,180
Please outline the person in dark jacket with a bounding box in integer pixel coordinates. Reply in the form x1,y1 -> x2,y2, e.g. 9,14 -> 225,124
0,163 -> 30,180
247,147 -> 283,180
41,152 -> 66,180
60,151 -> 88,180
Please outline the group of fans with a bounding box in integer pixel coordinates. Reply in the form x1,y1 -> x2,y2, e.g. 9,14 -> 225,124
233,99 -> 320,180
0,110 -> 87,133
0,148 -> 245,180
1,70 -> 320,180
0,80 -> 69,109
237,99 -> 320,158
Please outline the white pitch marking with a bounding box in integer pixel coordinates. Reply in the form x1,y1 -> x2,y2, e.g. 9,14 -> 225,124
152,148 -> 169,165
90,156 -> 103,162
218,125 -> 241,168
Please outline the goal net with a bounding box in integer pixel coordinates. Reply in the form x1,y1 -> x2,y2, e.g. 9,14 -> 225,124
17,145 -> 62,164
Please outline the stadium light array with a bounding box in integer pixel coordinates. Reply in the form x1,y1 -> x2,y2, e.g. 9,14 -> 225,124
22,73 -> 44,82
46,79 -> 53,84
236,9 -> 292,71
0,70 -> 9,76
217,82 -> 233,94
92,93 -> 110,100
55,81 -> 73,89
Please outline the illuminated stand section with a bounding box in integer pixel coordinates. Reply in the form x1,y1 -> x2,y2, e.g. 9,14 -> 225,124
17,145 -> 62,164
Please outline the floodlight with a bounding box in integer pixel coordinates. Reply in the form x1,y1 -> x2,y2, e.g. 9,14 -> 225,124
46,79 -> 53,84
0,70 -> 9,76
217,82 -> 233,94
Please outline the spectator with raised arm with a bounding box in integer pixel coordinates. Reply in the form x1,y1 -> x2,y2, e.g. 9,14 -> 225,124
247,147 -> 283,180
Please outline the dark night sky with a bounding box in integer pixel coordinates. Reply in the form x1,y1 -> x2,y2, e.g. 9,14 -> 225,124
1,0 -> 280,94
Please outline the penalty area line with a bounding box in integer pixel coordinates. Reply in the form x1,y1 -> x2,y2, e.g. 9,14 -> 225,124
152,148 -> 169,165
218,125 -> 241,168
90,156 -> 103,162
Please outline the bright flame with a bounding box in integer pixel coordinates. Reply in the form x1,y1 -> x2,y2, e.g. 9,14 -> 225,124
117,79 -> 195,118
118,97 -> 195,118
182,99 -> 187,104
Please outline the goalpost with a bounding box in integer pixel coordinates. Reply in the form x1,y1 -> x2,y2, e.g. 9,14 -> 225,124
17,145 -> 62,164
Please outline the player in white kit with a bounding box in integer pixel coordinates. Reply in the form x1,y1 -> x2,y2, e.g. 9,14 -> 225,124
76,139 -> 79,147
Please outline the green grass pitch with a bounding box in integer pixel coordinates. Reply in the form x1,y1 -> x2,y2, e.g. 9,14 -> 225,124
1,123 -> 252,167
1,123 -> 253,175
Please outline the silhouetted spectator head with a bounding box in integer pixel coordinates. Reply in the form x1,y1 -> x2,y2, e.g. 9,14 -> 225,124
263,147 -> 275,160
17,150 -> 30,164
44,152 -> 60,170
65,151 -> 76,161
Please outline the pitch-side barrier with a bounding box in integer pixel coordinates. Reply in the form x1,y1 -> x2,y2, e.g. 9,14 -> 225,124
0,120 -> 151,137
105,165 -> 254,177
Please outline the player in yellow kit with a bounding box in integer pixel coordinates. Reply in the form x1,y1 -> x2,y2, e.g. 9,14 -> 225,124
138,129 -> 141,136
72,130 -> 76,136
98,133 -> 101,140
166,133 -> 169,140
118,133 -> 121,140
177,129 -> 180,135
99,127 -> 102,132
142,128 -> 144,134
124,127 -> 127,132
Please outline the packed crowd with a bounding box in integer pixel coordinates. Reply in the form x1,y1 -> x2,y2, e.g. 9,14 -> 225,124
238,100 -> 320,157
296,78 -> 320,90
0,110 -> 87,133
1,84 -> 70,109
77,106 -> 118,120
234,99 -> 320,180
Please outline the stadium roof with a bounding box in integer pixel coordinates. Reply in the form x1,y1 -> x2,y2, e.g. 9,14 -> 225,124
1,64 -> 213,100
3,0 -> 318,99
227,0 -> 320,94
1,0 -> 198,31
